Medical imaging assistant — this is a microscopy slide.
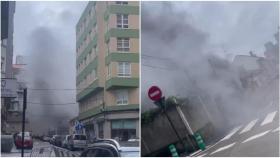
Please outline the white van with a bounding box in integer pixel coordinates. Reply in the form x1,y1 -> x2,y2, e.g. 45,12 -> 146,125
68,134 -> 87,151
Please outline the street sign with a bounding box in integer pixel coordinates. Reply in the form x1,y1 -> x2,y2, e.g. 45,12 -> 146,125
75,121 -> 84,134
1,78 -> 17,98
148,86 -> 162,101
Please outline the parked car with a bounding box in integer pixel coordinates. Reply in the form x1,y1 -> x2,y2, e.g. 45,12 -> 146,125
15,132 -> 33,149
80,139 -> 140,157
42,136 -> 51,142
81,143 -> 119,157
50,135 -> 56,145
52,135 -> 65,147
62,135 -> 71,148
68,134 -> 87,151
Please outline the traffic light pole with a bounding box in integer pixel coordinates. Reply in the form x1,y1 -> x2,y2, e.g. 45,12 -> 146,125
163,109 -> 185,153
21,88 -> 27,157
175,105 -> 197,151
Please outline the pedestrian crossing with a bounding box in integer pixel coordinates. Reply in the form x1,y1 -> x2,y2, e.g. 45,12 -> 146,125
193,109 -> 279,157
221,110 -> 278,140
219,126 -> 242,141
272,127 -> 279,132
210,142 -> 236,155
261,111 -> 277,126
239,119 -> 258,134
241,130 -> 271,144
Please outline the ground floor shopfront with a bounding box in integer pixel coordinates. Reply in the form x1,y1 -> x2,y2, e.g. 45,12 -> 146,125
79,105 -> 139,142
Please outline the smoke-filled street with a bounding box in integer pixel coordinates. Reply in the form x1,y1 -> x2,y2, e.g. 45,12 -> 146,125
191,103 -> 279,156
2,1 -> 140,157
141,1 -> 279,157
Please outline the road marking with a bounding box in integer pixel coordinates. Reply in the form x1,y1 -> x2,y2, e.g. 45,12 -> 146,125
242,130 -> 271,143
220,125 -> 242,141
239,119 -> 258,134
198,153 -> 208,157
210,142 -> 236,155
261,111 -> 277,126
189,149 -> 202,156
272,127 -> 279,132
192,142 -> 220,157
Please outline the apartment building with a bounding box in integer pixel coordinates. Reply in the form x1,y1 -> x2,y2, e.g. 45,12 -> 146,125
1,1 -> 16,134
76,1 -> 139,141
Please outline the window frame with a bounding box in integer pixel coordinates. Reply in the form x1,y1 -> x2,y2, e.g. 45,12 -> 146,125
115,90 -> 129,105
117,62 -> 131,77
116,14 -> 128,29
117,38 -> 130,52
115,1 -> 128,5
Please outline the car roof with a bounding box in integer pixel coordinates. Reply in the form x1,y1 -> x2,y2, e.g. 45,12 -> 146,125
83,143 -> 120,157
73,134 -> 86,136
88,143 -> 119,150
91,139 -> 121,149
119,147 -> 140,152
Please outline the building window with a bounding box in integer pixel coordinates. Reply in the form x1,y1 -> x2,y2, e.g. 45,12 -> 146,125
107,64 -> 111,78
98,122 -> 104,139
117,38 -> 129,52
115,90 -> 128,105
117,14 -> 128,28
92,68 -> 97,80
1,57 -> 4,72
84,57 -> 87,65
115,1 -> 128,5
118,62 -> 131,77
111,120 -> 136,141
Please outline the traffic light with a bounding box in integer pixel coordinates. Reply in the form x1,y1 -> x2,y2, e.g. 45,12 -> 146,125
168,144 -> 179,157
194,132 -> 206,150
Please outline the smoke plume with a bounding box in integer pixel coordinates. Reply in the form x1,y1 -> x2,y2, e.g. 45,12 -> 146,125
141,2 -> 279,131
24,27 -> 78,135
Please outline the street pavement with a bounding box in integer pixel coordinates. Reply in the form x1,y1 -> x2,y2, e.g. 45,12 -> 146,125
1,139 -> 81,157
191,105 -> 279,157
1,140 -> 48,157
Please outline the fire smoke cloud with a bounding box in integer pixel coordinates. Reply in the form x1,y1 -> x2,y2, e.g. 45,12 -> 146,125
141,2 -> 279,129
24,27 -> 78,135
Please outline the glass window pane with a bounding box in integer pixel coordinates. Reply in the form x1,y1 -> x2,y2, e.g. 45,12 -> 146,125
123,120 -> 136,129
112,120 -> 123,129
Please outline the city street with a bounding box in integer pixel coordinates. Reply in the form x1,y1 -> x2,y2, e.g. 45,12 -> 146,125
1,140 -> 45,157
191,104 -> 279,157
1,139 -> 81,157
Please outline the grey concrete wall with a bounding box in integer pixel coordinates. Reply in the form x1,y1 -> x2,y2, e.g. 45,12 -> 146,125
141,97 -> 219,156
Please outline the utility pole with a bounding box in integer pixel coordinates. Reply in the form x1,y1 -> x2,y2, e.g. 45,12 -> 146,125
162,108 -> 186,151
21,88 -> 27,157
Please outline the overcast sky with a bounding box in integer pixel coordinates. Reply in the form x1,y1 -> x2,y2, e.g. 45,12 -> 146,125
143,1 -> 279,58
141,1 -> 279,112
12,1 -> 279,115
14,1 -> 278,59
13,2 -> 87,130
14,1 -> 87,58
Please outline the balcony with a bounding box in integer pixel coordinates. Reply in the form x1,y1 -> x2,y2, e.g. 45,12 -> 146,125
78,104 -> 104,121
105,52 -> 139,65
76,57 -> 98,85
76,16 -> 97,48
77,34 -> 98,67
77,79 -> 103,102
105,28 -> 139,43
104,4 -> 139,21
78,104 -> 139,121
105,77 -> 139,90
